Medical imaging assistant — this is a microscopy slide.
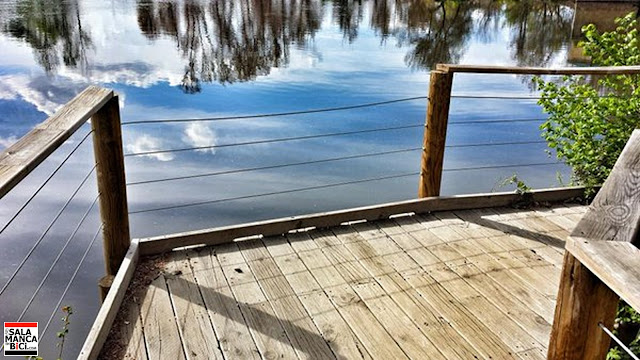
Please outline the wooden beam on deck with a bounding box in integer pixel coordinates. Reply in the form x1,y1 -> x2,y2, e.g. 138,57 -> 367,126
91,96 -> 131,276
419,69 -> 453,198
138,186 -> 587,255
78,240 -> 140,360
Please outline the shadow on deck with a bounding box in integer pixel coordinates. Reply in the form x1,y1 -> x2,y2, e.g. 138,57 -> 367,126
102,203 -> 586,360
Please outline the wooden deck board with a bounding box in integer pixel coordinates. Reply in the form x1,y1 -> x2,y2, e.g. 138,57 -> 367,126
238,239 -> 337,360
187,248 -> 261,360
106,203 -> 585,359
121,301 -> 147,360
164,252 -> 224,359
139,275 -> 186,360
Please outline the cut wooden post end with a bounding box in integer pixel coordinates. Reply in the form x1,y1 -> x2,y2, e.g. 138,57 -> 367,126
98,275 -> 115,303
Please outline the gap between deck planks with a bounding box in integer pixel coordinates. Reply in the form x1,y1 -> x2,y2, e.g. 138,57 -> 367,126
106,203 -> 584,360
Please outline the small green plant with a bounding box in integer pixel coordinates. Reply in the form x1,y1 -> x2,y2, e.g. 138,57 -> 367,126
26,306 -> 73,360
607,302 -> 640,360
498,174 -> 532,195
56,306 -> 73,360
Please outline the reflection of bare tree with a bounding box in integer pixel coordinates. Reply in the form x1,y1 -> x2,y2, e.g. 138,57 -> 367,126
136,0 -> 323,92
474,0 -> 503,43
0,0 -> 590,90
373,0 -> 476,69
332,0 -> 364,42
1,0 -> 91,74
364,0 -> 573,70
502,0 -> 573,67
135,0 -> 578,86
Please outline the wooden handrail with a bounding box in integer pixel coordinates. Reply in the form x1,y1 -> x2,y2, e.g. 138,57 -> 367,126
570,130 -> 640,243
437,64 -> 640,75
0,86 -> 113,199
567,239 -> 640,312
549,130 -> 640,360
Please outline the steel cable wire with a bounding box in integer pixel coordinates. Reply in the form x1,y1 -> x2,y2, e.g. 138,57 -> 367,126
16,195 -> 100,321
450,94 -> 636,100
449,118 -> 546,125
445,140 -> 548,148
41,224 -> 102,338
129,172 -> 420,214
599,323 -> 640,360
0,165 -> 97,297
121,96 -> 429,125
127,147 -> 422,186
0,130 -> 93,236
443,162 -> 563,172
123,123 -> 423,157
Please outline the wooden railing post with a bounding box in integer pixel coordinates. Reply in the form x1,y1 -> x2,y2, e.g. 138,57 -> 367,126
547,252 -> 618,359
548,130 -> 640,359
91,96 -> 130,278
419,69 -> 453,198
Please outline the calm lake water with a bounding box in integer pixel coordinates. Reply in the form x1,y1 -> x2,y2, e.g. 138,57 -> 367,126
0,0 -> 637,358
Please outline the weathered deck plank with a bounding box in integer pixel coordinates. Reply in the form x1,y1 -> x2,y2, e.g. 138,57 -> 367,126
188,248 -> 261,360
218,246 -> 299,360
139,275 -> 186,360
237,239 -> 337,360
164,252 -> 224,359
269,236 -> 374,360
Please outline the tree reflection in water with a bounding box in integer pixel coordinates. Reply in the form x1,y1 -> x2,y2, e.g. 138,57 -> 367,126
2,0 -> 618,92
2,0 -> 91,74
503,0 -> 574,67
135,0 -> 323,92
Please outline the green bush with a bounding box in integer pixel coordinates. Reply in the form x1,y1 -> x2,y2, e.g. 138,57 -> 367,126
534,12 -> 640,359
534,12 -> 640,194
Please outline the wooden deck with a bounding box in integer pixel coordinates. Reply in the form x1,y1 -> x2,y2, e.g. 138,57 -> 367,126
102,203 -> 586,360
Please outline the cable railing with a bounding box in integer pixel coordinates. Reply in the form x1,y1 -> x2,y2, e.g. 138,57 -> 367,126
16,195 -> 100,321
443,161 -> 563,172
449,94 -> 636,100
120,96 -> 428,125
0,130 -> 94,235
128,172 -> 420,215
126,147 -> 422,186
449,117 -> 546,125
123,123 -> 424,157
0,163 -> 97,297
40,224 -> 104,339
599,323 -> 640,360
414,64 -> 640,198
